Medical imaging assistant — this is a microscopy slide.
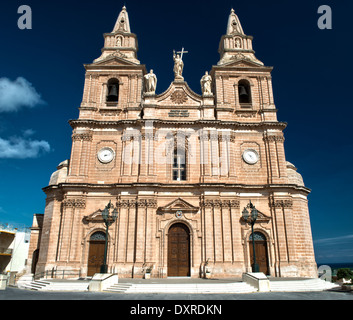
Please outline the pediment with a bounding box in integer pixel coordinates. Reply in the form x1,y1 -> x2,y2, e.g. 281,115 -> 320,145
241,210 -> 272,223
221,57 -> 265,68
256,210 -> 271,222
156,81 -> 202,107
157,198 -> 199,214
82,209 -> 104,223
91,54 -> 139,67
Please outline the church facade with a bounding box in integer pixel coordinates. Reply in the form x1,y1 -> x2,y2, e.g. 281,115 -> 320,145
28,7 -> 317,279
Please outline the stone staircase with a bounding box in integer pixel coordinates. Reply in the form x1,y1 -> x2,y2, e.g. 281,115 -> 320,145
21,279 -> 89,292
18,277 -> 340,293
269,278 -> 339,292
104,282 -> 257,294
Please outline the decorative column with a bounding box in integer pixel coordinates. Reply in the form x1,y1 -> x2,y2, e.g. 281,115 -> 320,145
146,199 -> 157,263
116,200 -> 129,263
270,198 -> 295,277
57,197 -> 86,264
263,134 -> 285,184
202,200 -> 215,263
210,131 -> 219,176
199,131 -> 210,180
70,133 -> 93,178
125,200 -> 137,263
220,200 -> 240,262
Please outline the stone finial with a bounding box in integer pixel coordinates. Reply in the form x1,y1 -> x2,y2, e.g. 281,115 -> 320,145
112,6 -> 131,33
226,8 -> 245,35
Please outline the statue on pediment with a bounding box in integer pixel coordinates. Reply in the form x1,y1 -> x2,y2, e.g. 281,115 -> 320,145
201,71 -> 213,96
173,48 -> 188,80
144,69 -> 157,94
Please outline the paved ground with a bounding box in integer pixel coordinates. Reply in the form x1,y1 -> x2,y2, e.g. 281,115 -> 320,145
1,287 -> 352,300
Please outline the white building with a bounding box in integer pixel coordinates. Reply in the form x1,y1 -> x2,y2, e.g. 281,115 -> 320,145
0,224 -> 31,279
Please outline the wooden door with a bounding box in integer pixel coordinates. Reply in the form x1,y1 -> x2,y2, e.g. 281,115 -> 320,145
168,223 -> 190,277
249,240 -> 270,275
87,240 -> 105,276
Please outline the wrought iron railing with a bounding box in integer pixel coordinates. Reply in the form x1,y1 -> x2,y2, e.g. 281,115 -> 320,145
34,270 -> 83,280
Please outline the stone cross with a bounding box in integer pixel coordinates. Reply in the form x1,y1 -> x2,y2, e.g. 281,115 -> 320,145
176,47 -> 189,60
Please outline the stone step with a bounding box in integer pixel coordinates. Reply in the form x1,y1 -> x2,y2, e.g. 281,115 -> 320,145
22,280 -> 51,291
104,284 -> 132,293
20,278 -> 340,293
269,279 -> 339,292
23,280 -> 89,292
104,282 -> 257,294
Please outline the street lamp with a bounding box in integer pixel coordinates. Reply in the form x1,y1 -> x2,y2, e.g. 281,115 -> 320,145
242,201 -> 259,273
100,201 -> 119,273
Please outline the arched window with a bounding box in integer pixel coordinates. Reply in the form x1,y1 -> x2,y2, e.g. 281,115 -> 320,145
172,149 -> 186,181
249,232 -> 266,241
238,79 -> 251,104
90,231 -> 106,241
106,78 -> 119,103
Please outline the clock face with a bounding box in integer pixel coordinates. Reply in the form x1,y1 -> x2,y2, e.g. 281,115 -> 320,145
242,149 -> 259,165
98,148 -> 115,164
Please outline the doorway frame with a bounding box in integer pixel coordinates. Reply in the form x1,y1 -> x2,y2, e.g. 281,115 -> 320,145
245,230 -> 271,275
85,230 -> 108,277
165,221 -> 193,278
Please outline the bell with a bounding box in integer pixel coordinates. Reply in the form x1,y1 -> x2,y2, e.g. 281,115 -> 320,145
239,86 -> 248,96
107,85 -> 119,101
108,85 -> 118,97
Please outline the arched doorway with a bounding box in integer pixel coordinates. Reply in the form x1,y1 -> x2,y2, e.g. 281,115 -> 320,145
249,232 -> 270,275
168,223 -> 190,277
31,249 -> 39,274
87,231 -> 106,277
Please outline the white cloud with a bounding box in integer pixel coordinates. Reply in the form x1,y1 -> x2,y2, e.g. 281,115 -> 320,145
314,234 -> 353,245
0,77 -> 45,112
314,234 -> 353,263
0,135 -> 50,159
22,129 -> 35,137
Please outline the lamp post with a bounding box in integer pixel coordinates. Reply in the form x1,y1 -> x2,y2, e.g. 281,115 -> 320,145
242,201 -> 259,273
100,201 -> 119,274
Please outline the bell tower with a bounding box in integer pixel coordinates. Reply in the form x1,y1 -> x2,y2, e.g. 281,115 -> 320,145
79,5 -> 145,116
210,9 -> 288,186
212,9 -> 277,123
67,6 -> 147,183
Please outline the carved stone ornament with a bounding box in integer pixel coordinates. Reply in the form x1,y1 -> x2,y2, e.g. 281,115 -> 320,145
63,197 -> 86,209
106,50 -> 127,60
270,199 -> 293,208
116,199 -> 157,208
201,199 -> 240,208
263,135 -> 285,143
171,90 -> 188,104
72,133 -> 93,141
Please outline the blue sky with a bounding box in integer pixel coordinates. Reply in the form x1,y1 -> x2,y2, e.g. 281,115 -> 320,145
0,0 -> 352,264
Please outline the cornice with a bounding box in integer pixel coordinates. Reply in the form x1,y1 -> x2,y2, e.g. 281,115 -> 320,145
43,182 -> 310,195
68,119 -> 287,130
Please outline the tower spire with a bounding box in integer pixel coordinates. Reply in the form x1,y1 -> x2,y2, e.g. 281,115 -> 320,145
227,8 -> 245,35
112,6 -> 131,33
93,6 -> 140,64
217,9 -> 263,66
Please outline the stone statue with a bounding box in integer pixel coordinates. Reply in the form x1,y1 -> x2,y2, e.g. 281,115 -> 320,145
235,38 -> 241,48
173,50 -> 184,80
201,71 -> 213,96
144,69 -> 157,94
